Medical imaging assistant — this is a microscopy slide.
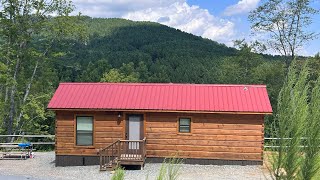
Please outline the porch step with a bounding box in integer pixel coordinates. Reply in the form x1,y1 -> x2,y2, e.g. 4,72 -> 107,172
120,154 -> 142,160
100,158 -> 118,171
99,138 -> 146,171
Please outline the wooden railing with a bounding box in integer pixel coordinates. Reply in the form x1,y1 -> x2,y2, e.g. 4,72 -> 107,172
99,140 -> 119,170
99,138 -> 146,171
0,135 -> 55,145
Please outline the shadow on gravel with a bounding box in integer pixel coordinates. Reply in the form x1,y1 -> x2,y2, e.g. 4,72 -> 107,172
122,165 -> 142,170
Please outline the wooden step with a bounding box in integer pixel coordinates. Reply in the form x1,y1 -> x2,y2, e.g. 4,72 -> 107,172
100,159 -> 118,171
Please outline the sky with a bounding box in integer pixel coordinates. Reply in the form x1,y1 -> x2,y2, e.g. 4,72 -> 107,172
73,0 -> 320,56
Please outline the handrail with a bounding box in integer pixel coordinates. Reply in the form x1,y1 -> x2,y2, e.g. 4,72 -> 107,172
99,137 -> 147,171
119,138 -> 146,142
99,139 -> 120,153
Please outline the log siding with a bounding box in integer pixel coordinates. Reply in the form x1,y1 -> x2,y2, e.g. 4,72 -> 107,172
56,111 -> 123,156
145,113 -> 264,161
55,111 -> 264,162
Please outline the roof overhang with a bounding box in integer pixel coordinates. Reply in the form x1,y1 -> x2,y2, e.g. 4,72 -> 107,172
47,108 -> 272,115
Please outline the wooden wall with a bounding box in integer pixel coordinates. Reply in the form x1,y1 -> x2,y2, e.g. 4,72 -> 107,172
145,113 -> 264,161
55,111 -> 123,156
55,111 -> 264,161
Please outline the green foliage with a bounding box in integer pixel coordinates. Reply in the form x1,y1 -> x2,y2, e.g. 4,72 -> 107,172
284,61 -> 309,179
79,60 -> 110,82
100,62 -> 140,83
156,162 -> 167,180
272,59 -> 320,180
0,8 -> 289,141
272,61 -> 298,179
156,158 -> 182,180
252,61 -> 285,106
0,0 -> 86,138
301,76 -> 320,180
111,166 -> 125,180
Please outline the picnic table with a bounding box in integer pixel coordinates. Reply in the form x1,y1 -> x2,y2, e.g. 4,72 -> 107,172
0,143 -> 33,160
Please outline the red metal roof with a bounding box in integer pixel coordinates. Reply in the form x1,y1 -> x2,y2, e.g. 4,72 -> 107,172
47,83 -> 272,113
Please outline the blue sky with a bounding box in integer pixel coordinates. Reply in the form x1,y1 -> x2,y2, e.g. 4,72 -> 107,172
73,0 -> 320,56
187,0 -> 320,56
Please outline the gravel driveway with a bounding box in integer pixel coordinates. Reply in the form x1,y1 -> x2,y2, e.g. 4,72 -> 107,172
0,152 -> 271,180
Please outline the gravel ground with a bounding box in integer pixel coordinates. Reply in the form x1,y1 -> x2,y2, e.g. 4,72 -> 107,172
0,152 -> 271,180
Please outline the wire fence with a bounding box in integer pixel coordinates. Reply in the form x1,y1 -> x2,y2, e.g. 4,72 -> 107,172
264,137 -> 318,148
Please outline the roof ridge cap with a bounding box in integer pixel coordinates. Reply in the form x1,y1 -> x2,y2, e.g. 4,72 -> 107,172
59,82 -> 267,87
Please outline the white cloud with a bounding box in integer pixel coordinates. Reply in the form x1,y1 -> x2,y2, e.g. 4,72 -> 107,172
73,0 -> 180,17
123,2 -> 236,43
223,0 -> 260,16
73,0 -> 237,45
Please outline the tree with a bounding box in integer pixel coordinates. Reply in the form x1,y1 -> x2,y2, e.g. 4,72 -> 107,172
0,0 -> 86,138
78,60 -> 111,82
100,62 -> 140,83
218,41 -> 263,84
249,0 -> 319,68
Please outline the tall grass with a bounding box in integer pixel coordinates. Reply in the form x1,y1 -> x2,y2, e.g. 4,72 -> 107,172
271,59 -> 320,180
156,162 -> 167,180
301,76 -> 320,180
111,166 -> 125,180
156,158 -> 183,180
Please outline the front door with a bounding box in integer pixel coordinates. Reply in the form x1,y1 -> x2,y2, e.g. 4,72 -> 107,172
126,114 -> 144,149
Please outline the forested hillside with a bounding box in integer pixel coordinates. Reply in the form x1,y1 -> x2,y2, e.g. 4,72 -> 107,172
1,16 -> 289,136
55,17 -> 284,101
55,17 -> 237,83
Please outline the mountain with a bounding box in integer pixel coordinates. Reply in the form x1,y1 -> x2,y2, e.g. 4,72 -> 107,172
53,17 -> 243,83
0,17 -> 287,136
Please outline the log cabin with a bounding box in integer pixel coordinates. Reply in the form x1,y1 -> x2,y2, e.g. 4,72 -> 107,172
47,83 -> 272,170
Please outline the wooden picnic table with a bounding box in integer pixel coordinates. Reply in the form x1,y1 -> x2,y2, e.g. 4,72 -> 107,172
0,143 -> 32,160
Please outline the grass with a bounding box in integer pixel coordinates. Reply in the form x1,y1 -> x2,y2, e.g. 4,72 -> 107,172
110,158 -> 182,180
111,166 -> 125,180
264,150 -> 320,180
156,158 -> 183,180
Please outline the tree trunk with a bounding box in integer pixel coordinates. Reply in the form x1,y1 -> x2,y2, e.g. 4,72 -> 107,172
15,59 -> 39,135
14,43 -> 50,135
7,39 -> 26,142
4,59 -> 10,103
7,58 -> 19,142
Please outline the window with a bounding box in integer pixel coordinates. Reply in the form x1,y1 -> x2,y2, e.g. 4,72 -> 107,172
179,118 -> 191,133
76,116 -> 93,146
